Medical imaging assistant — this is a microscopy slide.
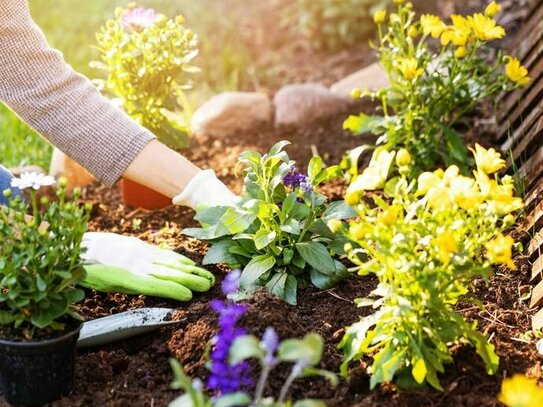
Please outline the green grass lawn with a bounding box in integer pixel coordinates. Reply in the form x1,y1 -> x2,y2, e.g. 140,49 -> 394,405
0,0 -> 257,169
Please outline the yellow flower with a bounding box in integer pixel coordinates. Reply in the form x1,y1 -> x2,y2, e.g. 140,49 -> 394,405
417,171 -> 441,195
433,230 -> 457,265
455,46 -> 467,59
390,13 -> 401,24
505,57 -> 530,85
396,148 -> 411,167
345,189 -> 360,206
349,148 -> 395,192
393,0 -> 404,3
485,1 -> 502,18
408,26 -> 419,38
349,223 -> 365,240
374,10 -> 387,24
327,219 -> 343,234
379,205 -> 402,226
443,165 -> 460,185
499,375 -> 543,407
467,13 -> 505,41
450,175 -> 483,210
398,57 -> 424,81
487,183 -> 524,215
427,187 -> 452,211
469,143 -> 506,174
485,233 -> 516,269
420,14 -> 446,38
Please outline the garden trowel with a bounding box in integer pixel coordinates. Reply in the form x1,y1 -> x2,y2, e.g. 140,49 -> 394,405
77,307 -> 184,348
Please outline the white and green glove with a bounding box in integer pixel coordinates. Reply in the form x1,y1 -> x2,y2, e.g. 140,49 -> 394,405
172,169 -> 238,209
80,232 -> 214,301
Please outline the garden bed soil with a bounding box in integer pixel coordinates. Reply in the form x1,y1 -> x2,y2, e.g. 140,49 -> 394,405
30,115 -> 536,407
1,1 -> 536,405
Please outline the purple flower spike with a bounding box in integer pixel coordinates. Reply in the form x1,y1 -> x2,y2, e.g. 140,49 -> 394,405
221,269 -> 242,296
283,167 -> 312,194
262,327 -> 279,367
121,8 -> 159,32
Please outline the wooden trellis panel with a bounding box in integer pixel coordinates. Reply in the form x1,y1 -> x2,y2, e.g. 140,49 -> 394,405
498,0 -> 543,329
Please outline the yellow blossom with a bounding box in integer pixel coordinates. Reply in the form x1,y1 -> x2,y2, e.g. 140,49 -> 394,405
396,148 -> 411,167
450,175 -> 483,210
398,57 -> 424,81
417,172 -> 441,195
349,148 -> 395,192
455,46 -> 467,59
443,165 -> 460,185
390,13 -> 401,24
469,143 -> 506,174
349,223 -> 365,240
426,187 -> 452,211
408,26 -> 419,38
420,14 -> 446,38
505,57 -> 530,85
393,0 -> 404,3
467,13 -> 505,41
379,205 -> 402,226
327,219 -> 343,234
499,374 -> 543,407
485,2 -> 502,18
485,233 -> 516,269
350,88 -> 362,99
441,17 -> 470,47
374,10 -> 387,24
345,189 -> 360,206
433,230 -> 457,265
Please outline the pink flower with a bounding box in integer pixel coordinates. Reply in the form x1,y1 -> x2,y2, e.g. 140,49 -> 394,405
120,8 -> 158,32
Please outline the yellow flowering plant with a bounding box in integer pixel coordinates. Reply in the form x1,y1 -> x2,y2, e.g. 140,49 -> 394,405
338,145 -> 522,390
344,1 -> 529,171
499,375 -> 543,407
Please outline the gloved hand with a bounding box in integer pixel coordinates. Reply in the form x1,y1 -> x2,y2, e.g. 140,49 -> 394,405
172,169 -> 239,209
80,232 -> 215,301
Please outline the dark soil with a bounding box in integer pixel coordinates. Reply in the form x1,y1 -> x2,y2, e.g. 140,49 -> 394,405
1,1 -> 538,406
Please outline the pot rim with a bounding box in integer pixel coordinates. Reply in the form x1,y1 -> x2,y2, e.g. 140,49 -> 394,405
0,321 -> 82,348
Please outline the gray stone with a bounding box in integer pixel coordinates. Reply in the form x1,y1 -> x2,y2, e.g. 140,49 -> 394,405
330,62 -> 389,99
273,83 -> 350,128
191,92 -> 272,138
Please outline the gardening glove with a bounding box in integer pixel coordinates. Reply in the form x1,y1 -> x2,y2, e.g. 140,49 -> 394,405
172,169 -> 239,209
79,232 -> 215,301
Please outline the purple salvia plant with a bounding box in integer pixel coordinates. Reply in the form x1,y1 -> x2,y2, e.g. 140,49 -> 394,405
208,270 -> 253,395
283,167 -> 313,195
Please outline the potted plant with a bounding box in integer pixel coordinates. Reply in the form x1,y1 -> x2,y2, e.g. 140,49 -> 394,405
0,173 -> 90,405
92,6 -> 199,210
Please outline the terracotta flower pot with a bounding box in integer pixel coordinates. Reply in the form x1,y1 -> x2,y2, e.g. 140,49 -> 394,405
120,178 -> 172,210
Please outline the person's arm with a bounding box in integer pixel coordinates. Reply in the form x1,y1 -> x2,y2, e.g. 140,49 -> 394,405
0,0 -> 236,207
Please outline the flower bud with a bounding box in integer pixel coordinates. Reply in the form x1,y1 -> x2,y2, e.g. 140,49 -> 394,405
393,0 -> 405,3
503,214 -> 515,227
374,10 -> 387,25
344,190 -> 360,206
175,15 -> 185,25
40,196 -> 49,206
58,177 -> 68,189
408,26 -> 419,39
455,46 -> 467,59
2,189 -> 12,199
485,1 -> 501,18
350,88 -> 362,99
349,224 -> 365,240
395,148 -> 411,167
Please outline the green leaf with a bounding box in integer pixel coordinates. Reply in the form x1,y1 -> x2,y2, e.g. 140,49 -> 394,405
279,333 -> 323,365
240,255 -> 276,287
281,218 -> 302,235
183,225 -> 220,240
443,125 -> 469,166
313,165 -> 342,184
284,274 -> 298,305
194,205 -> 229,226
322,201 -> 357,221
254,230 -> 277,250
268,140 -> 291,156
310,260 -> 349,289
229,335 -> 265,365
0,310 -> 15,325
215,393 -> 251,407
411,358 -> 427,384
282,192 -> 298,214
302,367 -> 339,388
215,208 -> 256,236
295,242 -> 335,274
203,240 -> 239,265
308,156 -> 323,180
266,272 -> 287,299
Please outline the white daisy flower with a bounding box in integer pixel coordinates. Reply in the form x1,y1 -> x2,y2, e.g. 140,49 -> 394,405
10,172 -> 56,190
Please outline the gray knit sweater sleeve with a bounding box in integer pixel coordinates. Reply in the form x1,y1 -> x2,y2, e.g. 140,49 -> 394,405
0,0 -> 156,186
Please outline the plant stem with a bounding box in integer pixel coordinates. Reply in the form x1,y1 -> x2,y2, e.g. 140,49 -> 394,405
252,365 -> 271,406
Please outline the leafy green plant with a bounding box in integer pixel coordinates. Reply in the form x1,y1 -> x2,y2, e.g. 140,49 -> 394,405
184,141 -> 354,305
339,145 -> 522,390
345,1 -> 529,170
280,0 -> 390,51
92,5 -> 199,148
170,330 -> 336,407
0,175 -> 90,337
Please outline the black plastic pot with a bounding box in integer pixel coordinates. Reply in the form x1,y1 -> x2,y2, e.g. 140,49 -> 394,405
0,323 -> 82,406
